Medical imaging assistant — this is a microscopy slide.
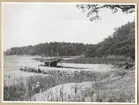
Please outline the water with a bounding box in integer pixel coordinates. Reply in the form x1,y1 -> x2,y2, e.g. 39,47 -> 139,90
4,55 -> 41,72
4,55 -> 43,86
3,55 -> 115,86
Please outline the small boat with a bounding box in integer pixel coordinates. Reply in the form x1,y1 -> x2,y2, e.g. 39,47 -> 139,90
44,58 -> 63,67
19,58 -> 63,73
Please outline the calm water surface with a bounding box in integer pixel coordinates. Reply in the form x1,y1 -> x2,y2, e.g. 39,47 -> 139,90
4,55 -> 43,85
4,55 -> 115,86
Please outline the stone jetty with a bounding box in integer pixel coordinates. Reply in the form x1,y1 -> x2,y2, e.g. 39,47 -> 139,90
19,66 -> 77,76
20,67 -> 42,73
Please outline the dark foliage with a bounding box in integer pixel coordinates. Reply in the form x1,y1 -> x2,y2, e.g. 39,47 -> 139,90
4,83 -> 26,101
86,21 -> 135,59
6,42 -> 86,56
76,4 -> 135,21
5,21 -> 135,60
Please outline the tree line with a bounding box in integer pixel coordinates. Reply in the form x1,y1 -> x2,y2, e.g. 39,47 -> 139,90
85,21 -> 135,59
5,21 -> 135,59
5,42 -> 86,56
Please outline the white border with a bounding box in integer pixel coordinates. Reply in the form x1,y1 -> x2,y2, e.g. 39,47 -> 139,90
1,2 -> 137,5
1,2 -> 137,104
134,3 -> 137,104
1,2 -> 4,103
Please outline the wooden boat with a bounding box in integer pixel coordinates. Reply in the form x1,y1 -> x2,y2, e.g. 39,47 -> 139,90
20,58 -> 63,73
44,58 -> 63,67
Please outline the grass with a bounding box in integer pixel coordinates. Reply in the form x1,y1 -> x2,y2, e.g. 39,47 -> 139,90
26,70 -> 111,100
62,57 -> 135,70
4,69 -> 111,101
33,56 -> 134,70
4,56 -> 135,102
62,57 -> 128,64
33,56 -> 130,64
4,82 -> 26,101
4,66 -> 135,102
30,69 -> 135,102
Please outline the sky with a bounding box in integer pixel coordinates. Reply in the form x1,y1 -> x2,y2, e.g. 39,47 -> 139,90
2,3 -> 136,51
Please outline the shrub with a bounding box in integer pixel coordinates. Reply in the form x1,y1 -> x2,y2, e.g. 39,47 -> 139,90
4,82 -> 26,101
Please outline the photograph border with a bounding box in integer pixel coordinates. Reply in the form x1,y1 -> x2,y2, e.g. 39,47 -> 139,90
0,0 -> 138,105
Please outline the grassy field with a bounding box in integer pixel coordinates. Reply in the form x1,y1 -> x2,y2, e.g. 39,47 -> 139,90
4,56 -> 135,102
33,56 -> 128,64
4,65 -> 135,102
33,56 -> 134,69
31,70 -> 135,102
29,67 -> 135,102
4,69 -> 110,101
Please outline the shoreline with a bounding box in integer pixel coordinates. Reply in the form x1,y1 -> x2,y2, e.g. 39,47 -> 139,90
3,55 -> 135,102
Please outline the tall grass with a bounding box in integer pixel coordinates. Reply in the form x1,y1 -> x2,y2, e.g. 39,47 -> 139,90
4,69 -> 110,101
4,82 -> 26,101
62,57 -> 128,64
4,68 -> 135,102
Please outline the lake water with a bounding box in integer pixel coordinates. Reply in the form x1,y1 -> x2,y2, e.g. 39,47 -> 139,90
4,55 -> 44,86
3,55 -> 115,86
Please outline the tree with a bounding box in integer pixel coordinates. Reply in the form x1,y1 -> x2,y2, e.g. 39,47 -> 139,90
6,21 -> 135,60
85,45 -> 96,57
76,4 -> 135,21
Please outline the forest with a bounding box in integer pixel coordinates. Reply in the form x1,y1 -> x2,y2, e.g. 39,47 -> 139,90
5,21 -> 135,60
